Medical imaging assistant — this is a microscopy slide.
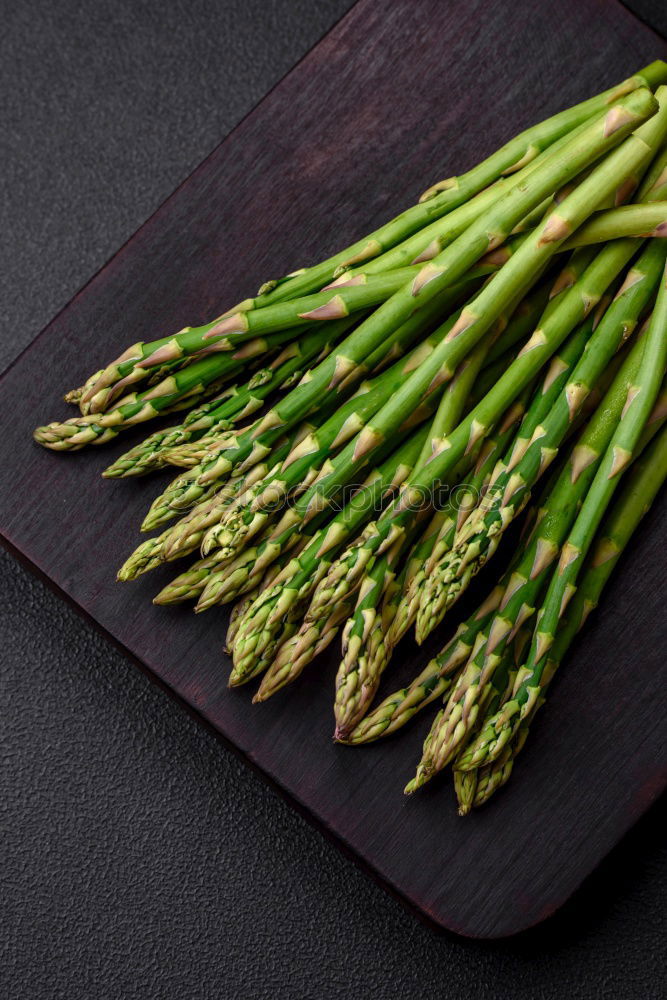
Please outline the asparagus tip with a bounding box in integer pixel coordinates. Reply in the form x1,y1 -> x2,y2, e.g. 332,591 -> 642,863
228,671 -> 251,689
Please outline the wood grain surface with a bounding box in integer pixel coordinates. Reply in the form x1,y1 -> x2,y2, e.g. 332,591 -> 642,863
1,0 -> 666,937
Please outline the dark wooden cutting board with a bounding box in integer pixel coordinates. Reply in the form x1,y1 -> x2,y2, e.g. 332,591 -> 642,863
2,0 -> 666,938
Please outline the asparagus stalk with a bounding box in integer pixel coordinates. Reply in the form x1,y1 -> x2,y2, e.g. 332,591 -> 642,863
463,418 -> 667,808
252,66 -> 665,304
354,178 -> 511,275
212,90 -> 656,422
116,434 -> 299,581
310,317 -> 522,735
161,432 -> 248,470
342,126 -> 581,279
379,128 -> 622,284
559,201 -> 667,249
452,767 -> 478,816
102,399 -> 240,479
34,348 -> 255,450
397,314 -> 592,647
231,428 -> 430,691
281,311 -> 499,627
466,719 -> 533,810
161,474 -> 274,563
343,581 -> 511,744
58,77 -> 665,428
330,428 -> 483,741
140,461 -> 234,533
141,273 -> 484,526
197,300 -> 486,563
151,508 -> 325,607
226,587 -> 262,655
394,390 -> 530,648
80,256 -> 485,420
102,266 -> 430,373
80,311 -> 321,414
256,93 -> 665,589
64,368 -> 104,407
419,64 -> 666,202
253,591 -> 355,698
102,316 -> 359,477
332,525 -> 424,738
80,263 -> 431,412
417,237 -> 667,642
80,356 -> 194,415
406,332 -> 652,788
459,266 -> 667,772
305,235 -> 642,654
265,308 -> 530,706
452,628 -> 532,813
43,265 -> 479,456
405,643 -> 519,795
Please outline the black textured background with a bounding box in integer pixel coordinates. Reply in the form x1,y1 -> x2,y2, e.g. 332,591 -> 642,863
2,1 -> 667,996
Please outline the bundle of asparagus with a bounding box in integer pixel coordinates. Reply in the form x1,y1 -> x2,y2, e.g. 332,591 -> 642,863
34,63 -> 667,814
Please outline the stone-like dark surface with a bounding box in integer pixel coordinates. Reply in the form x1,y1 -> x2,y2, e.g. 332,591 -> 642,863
2,0 -> 667,995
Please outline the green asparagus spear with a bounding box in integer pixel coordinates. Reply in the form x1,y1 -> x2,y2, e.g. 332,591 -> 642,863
458,267 -> 667,772
102,316 -> 359,477
231,428 -> 430,691
464,418 -> 667,807
253,66 -> 665,303
417,238 -> 667,642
